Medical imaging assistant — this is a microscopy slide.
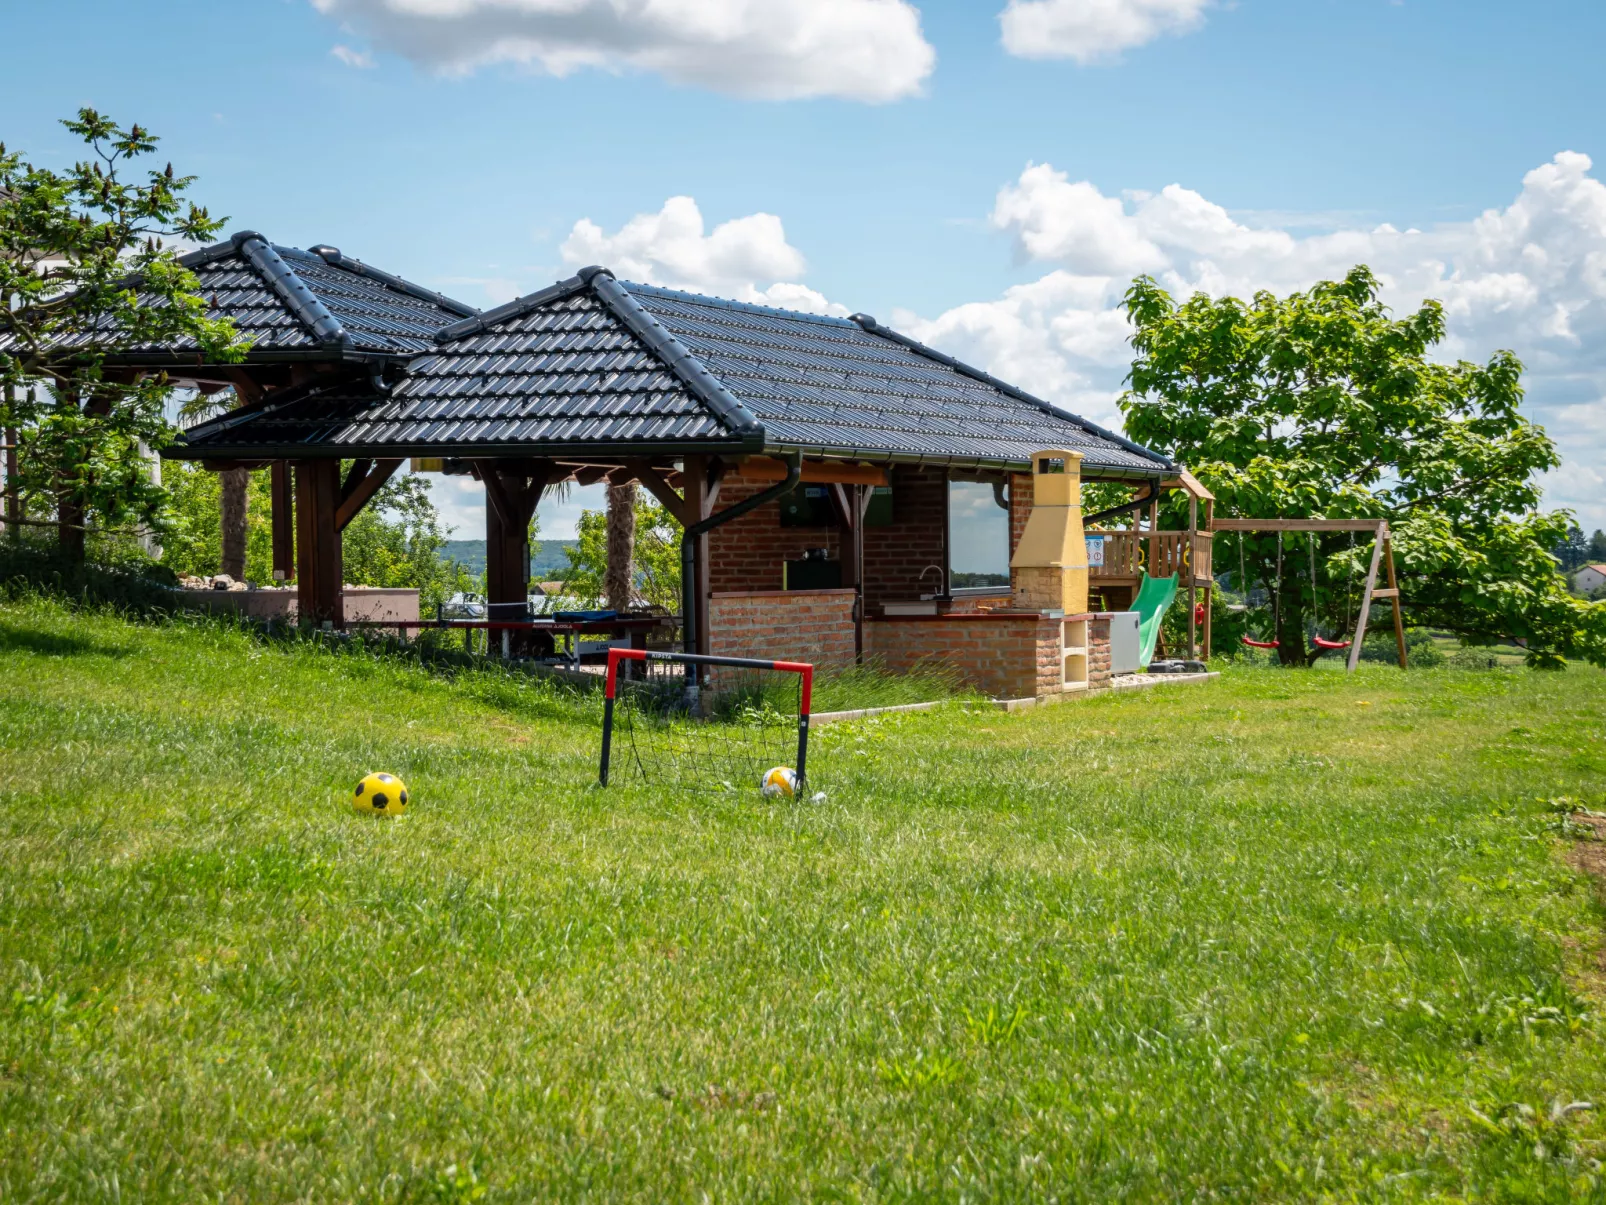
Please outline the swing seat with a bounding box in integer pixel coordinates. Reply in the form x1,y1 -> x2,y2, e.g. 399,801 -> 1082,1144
1241,636 -> 1279,649
1312,636 -> 1351,651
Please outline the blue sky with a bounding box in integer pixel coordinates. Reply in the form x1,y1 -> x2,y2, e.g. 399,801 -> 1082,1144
4,0 -> 1604,540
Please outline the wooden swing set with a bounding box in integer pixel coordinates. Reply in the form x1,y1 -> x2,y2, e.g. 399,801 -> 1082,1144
1210,518 -> 1408,672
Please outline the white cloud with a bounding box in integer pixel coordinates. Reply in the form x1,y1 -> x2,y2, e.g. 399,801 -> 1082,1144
897,153 -> 1606,531
1000,0 -> 1212,63
330,43 -> 376,67
560,195 -> 848,315
309,0 -> 934,102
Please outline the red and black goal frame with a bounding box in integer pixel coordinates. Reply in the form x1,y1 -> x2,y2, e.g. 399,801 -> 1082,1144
599,648 -> 814,787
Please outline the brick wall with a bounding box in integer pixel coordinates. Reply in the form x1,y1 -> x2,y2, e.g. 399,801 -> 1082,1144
862,465 -> 947,614
706,465 -> 949,615
1008,471 -> 1032,596
707,473 -> 842,595
866,614 -> 1045,700
865,609 -> 1119,701
707,589 -> 857,668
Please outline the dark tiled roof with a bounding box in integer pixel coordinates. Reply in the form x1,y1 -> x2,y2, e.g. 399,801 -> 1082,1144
625,283 -> 1165,472
43,232 -> 478,359
173,268 -> 1171,474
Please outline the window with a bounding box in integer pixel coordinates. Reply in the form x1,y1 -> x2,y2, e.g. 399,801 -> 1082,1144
948,479 -> 1010,589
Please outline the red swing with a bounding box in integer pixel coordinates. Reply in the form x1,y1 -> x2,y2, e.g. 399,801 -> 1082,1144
1239,530 -> 1282,648
1307,532 -> 1355,653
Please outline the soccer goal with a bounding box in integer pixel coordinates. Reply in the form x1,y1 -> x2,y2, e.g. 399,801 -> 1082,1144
598,649 -> 813,793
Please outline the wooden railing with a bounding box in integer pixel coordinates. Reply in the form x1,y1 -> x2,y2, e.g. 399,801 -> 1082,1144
1089,530 -> 1213,583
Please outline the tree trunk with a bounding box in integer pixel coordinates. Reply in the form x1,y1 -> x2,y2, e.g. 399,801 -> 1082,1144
605,481 -> 637,612
220,467 -> 250,579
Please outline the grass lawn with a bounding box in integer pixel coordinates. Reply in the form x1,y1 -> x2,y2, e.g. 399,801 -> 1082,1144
3,597 -> 1606,1201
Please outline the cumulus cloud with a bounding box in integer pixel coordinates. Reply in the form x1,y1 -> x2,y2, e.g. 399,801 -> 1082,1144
309,0 -> 934,101
559,195 -> 848,315
896,152 -> 1606,529
1000,0 -> 1212,63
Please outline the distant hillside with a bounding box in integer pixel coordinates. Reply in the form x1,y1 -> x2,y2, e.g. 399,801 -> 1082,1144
440,539 -> 577,579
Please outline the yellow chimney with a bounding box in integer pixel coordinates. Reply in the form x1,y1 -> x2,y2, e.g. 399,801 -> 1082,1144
1009,450 -> 1088,614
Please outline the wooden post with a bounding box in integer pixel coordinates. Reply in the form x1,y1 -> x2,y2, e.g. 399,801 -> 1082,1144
479,461 -> 555,649
270,461 -> 294,581
293,459 -> 343,627
1147,494 -> 1160,576
1345,523 -> 1388,674
682,455 -> 713,658
1385,536 -> 1407,669
830,482 -> 867,663
1187,493 -> 1198,659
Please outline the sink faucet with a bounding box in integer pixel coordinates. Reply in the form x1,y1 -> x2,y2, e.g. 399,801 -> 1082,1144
918,564 -> 944,596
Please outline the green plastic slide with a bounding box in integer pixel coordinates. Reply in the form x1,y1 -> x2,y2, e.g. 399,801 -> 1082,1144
1131,571 -> 1179,668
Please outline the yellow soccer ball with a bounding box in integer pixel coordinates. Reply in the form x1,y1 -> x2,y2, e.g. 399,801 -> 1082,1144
353,771 -> 408,816
760,766 -> 798,800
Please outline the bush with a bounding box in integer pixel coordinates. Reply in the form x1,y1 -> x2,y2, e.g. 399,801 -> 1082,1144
0,533 -> 179,613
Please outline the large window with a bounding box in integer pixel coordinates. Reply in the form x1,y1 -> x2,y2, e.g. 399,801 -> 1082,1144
948,479 -> 1010,589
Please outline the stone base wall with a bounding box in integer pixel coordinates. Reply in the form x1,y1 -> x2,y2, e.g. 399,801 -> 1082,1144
175,587 -> 419,624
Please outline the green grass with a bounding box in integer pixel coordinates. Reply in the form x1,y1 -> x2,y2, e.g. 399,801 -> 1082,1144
3,597 -> 1606,1201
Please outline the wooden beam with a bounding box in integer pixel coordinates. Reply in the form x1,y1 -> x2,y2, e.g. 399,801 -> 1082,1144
1384,538 -> 1408,669
623,459 -> 690,526
270,461 -> 294,581
223,367 -> 266,407
1187,493 -> 1199,659
1212,518 -> 1390,534
1371,588 -> 1401,600
571,465 -> 613,487
684,454 -> 714,660
1346,523 -> 1389,674
742,457 -> 888,486
335,459 -> 402,532
199,459 -> 271,472
1162,468 -> 1216,502
294,459 -> 343,627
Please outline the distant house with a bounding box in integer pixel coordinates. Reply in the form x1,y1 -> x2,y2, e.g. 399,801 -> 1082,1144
1576,564 -> 1606,594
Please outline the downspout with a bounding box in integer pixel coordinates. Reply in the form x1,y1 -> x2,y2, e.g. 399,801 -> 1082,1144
680,451 -> 802,694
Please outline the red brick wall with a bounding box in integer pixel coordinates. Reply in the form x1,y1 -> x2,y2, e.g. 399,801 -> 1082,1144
1008,472 -> 1032,598
862,465 -> 947,614
705,465 -> 949,615
707,589 -> 856,668
866,614 -> 1045,700
706,473 -> 842,595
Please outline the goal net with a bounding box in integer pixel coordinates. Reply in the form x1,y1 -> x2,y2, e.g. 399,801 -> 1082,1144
599,650 -> 813,794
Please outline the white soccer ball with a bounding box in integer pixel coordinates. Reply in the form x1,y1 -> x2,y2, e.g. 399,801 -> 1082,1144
760,766 -> 798,799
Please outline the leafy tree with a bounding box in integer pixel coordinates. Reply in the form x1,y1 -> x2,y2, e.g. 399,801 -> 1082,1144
562,494 -> 681,611
1121,266 -> 1606,667
0,110 -> 244,560
1552,525 -> 1588,574
1590,529 -> 1606,563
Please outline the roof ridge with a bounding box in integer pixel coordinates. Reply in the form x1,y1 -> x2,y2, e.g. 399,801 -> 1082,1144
622,280 -> 860,329
847,312 -> 1174,470
589,270 -> 763,442
231,231 -> 352,350
304,244 -> 479,319
433,274 -> 589,343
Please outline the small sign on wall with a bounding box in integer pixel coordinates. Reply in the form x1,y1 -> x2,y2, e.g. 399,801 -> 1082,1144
1086,535 -> 1105,567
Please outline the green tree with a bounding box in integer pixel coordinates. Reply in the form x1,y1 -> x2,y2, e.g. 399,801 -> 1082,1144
1590,529 -> 1606,563
0,110 -> 244,560
562,494 -> 681,611
1553,524 -> 1588,574
1121,266 -> 1606,667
